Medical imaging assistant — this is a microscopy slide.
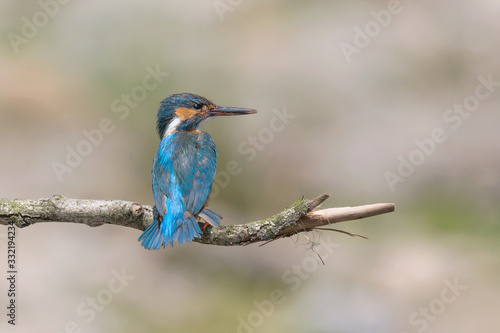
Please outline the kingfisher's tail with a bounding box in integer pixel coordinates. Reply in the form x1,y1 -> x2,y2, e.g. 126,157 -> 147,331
198,207 -> 222,227
138,207 -> 223,250
169,207 -> 222,245
169,215 -> 203,246
138,220 -> 164,250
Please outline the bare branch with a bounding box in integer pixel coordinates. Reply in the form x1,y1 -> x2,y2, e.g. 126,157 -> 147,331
0,193 -> 395,246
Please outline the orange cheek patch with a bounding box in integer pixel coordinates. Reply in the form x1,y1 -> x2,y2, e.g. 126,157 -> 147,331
175,107 -> 197,120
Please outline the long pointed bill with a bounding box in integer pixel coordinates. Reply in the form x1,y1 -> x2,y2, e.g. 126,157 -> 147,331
208,105 -> 257,117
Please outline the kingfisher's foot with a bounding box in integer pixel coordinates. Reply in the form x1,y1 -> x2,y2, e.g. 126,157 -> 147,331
202,222 -> 210,231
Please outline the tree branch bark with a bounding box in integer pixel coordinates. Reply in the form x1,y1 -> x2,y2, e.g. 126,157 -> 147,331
0,193 -> 395,246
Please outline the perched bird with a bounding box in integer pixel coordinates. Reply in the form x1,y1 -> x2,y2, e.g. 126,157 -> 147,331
139,93 -> 257,249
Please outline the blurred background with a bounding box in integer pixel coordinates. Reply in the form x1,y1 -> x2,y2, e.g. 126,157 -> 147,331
1,0 -> 499,332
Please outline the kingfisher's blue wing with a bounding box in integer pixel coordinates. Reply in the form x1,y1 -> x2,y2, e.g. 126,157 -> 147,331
153,132 -> 218,217
142,131 -> 220,248
183,145 -> 218,214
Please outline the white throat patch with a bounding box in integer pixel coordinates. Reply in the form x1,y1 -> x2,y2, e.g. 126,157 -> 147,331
164,117 -> 182,138
163,116 -> 213,138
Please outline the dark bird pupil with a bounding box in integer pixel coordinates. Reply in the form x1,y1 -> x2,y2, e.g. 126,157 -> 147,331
193,103 -> 202,110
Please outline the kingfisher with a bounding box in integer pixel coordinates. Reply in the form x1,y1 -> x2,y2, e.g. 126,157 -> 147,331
138,93 -> 257,249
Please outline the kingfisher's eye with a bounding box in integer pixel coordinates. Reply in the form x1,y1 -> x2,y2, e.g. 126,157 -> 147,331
193,103 -> 202,110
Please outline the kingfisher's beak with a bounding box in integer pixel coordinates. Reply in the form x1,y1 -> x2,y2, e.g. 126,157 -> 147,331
209,106 -> 257,117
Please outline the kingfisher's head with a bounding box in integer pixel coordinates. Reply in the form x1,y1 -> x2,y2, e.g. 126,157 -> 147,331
156,93 -> 257,138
